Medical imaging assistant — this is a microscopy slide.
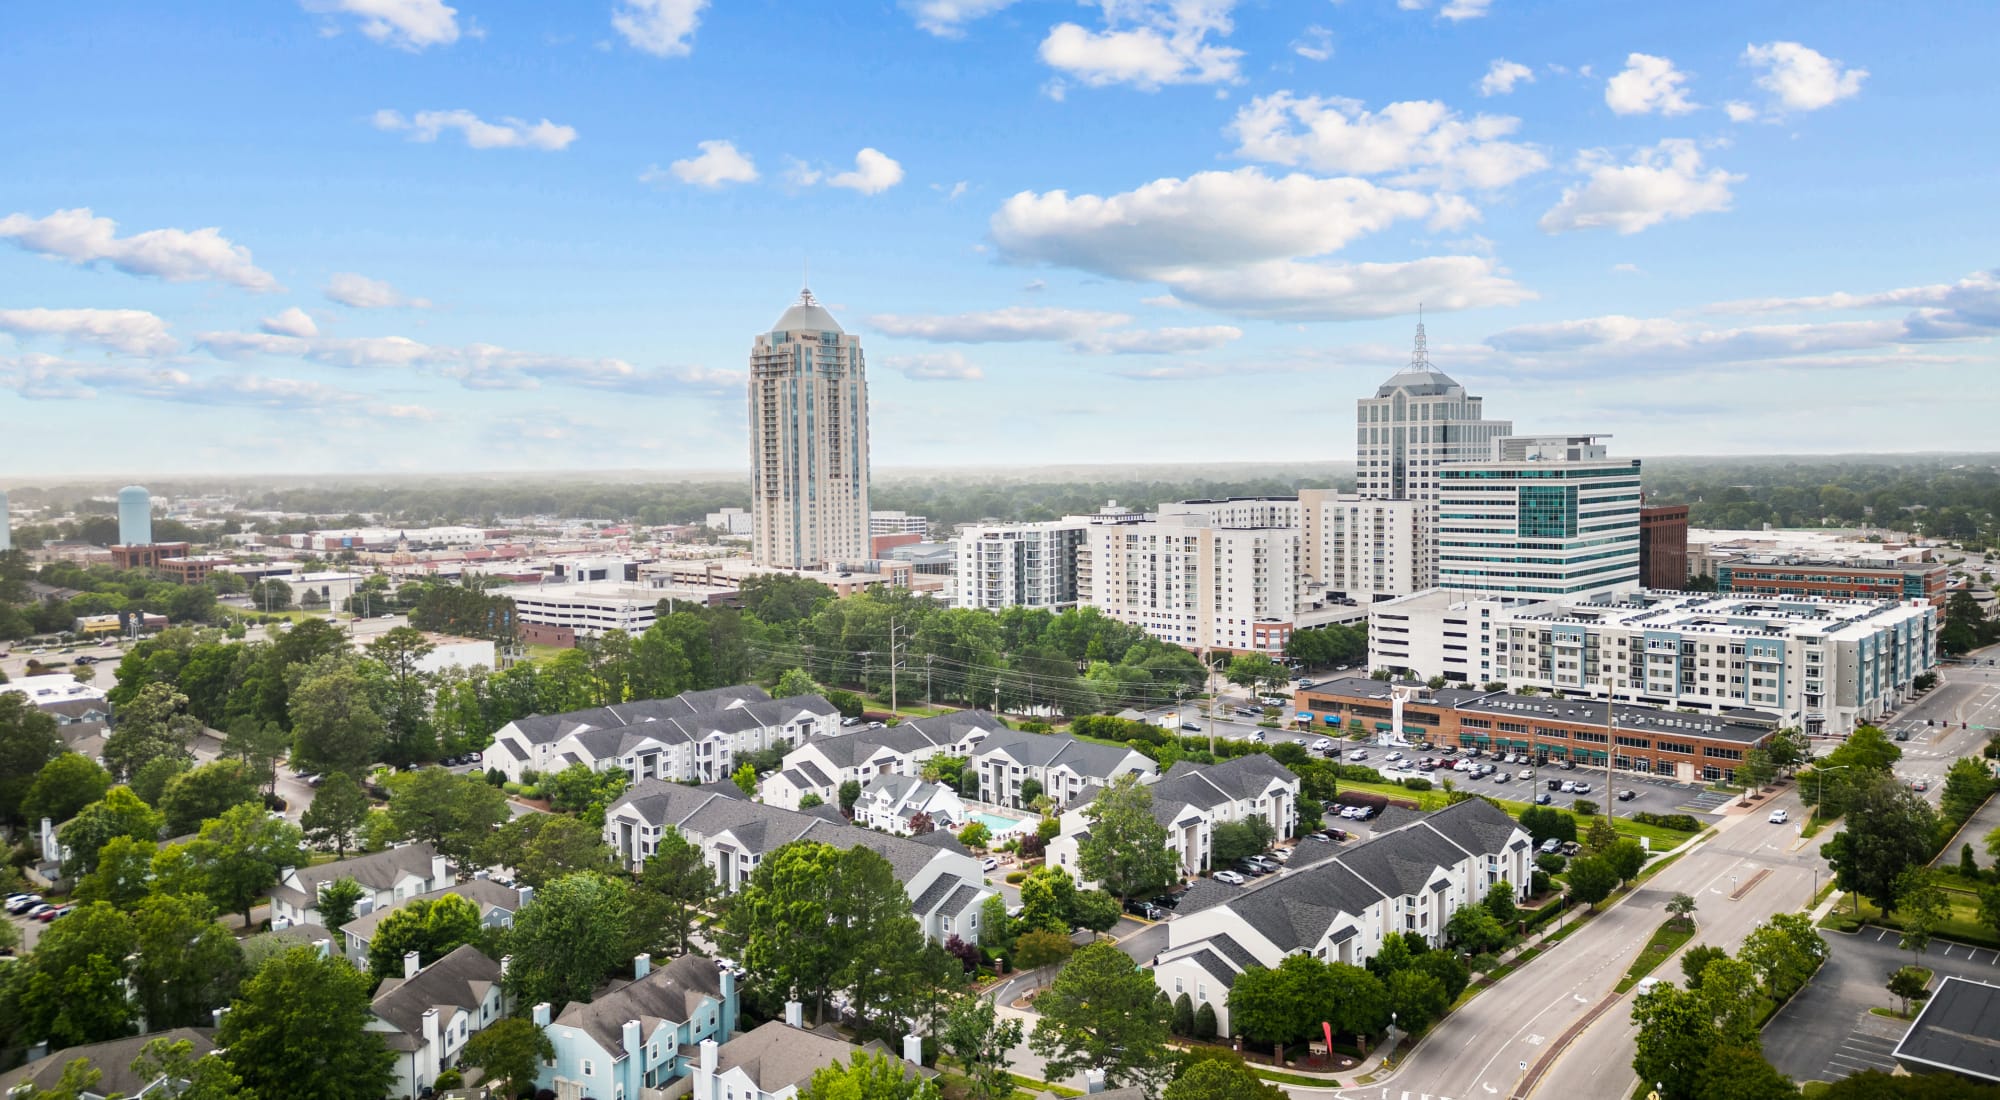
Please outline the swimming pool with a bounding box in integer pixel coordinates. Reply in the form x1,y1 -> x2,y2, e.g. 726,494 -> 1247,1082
969,811 -> 1032,836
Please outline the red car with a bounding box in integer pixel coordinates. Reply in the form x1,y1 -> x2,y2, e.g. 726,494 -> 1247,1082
36,905 -> 72,922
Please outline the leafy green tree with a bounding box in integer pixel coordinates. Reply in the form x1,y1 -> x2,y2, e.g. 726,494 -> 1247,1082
485,812 -> 615,889
775,667 -> 822,699
632,827 -> 715,956
1824,774 -> 1940,913
1695,956 -> 1763,1045
1077,772 -> 1178,900
0,691 -> 63,827
130,755 -> 191,807
1680,944 -> 1728,989
1030,941 -> 1172,1091
369,893 -> 484,981
1194,1002 -> 1218,1041
1888,965 -> 1929,1016
219,946 -> 393,1100
1604,837 -> 1647,883
1446,906 -> 1509,954
1163,1054 -> 1289,1100
318,877 -> 366,936
1173,992 -> 1195,1036
71,834 -> 157,909
12,902 -> 140,1046
504,871 -> 636,1010
840,779 -> 864,815
1211,821 -> 1268,864
1666,891 -> 1698,927
178,802 -> 302,925
1012,929 -> 1074,974
220,716 -> 290,793
460,1016 -> 555,1099
58,785 -> 164,877
22,752 -> 110,827
939,995 -> 1025,1100
1691,1046 -> 1799,1100
1565,854 -> 1618,911
1630,983 -> 1720,1100
540,761 -> 629,820
102,683 -> 201,782
732,761 -> 759,798
385,766 -> 508,872
159,759 -> 262,836
301,771 -> 370,857
129,1035 -> 258,1100
1483,884 -> 1519,926
1896,867 -> 1951,965
1018,865 -> 1078,935
1228,955 -> 1326,1060
7,1058 -> 104,1100
799,1051 -> 941,1100
132,891 -> 246,1030
364,627 -> 438,766
1384,968 -> 1450,1033
1072,888 -> 1121,933
288,662 -> 386,777
978,893 -> 1013,949
1942,756 -> 1996,822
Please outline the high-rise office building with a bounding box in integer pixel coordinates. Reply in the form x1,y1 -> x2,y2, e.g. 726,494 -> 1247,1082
1433,435 -> 1642,598
118,485 -> 153,546
748,288 -> 871,571
1356,323 -> 1512,586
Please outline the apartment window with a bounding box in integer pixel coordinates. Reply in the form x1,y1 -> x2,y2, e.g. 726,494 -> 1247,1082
1197,982 -> 1208,1001
583,1060 -> 595,1077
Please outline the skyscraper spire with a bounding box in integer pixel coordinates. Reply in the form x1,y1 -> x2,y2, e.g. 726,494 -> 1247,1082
1410,305 -> 1430,370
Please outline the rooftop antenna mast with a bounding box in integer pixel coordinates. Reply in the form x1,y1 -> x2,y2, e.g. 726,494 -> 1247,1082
1410,303 -> 1430,370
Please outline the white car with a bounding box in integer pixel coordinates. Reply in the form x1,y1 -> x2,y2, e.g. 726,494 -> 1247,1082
1517,769 -> 1534,780
1213,870 -> 1247,885
1311,737 -> 1334,752
1386,751 -> 1405,762
982,856 -> 1000,871
1768,809 -> 1789,824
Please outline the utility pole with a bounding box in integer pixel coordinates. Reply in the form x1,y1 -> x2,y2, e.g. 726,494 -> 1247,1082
925,654 -> 935,708
889,616 -> 899,717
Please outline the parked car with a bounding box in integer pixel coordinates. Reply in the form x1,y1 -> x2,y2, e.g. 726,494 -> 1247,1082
1385,751 -> 1404,762
1769,809 -> 1789,824
1347,749 -> 1367,761
981,856 -> 1000,872
1311,737 -> 1334,752
1247,731 -> 1265,743
1559,841 -> 1582,856
1539,837 -> 1563,855
1570,783 -> 1592,795
1912,780 -> 1929,792
22,904 -> 53,920
1547,779 -> 1565,791
1559,781 -> 1577,793
1213,870 -> 1246,885
1517,769 -> 1534,780
1534,793 -> 1553,805
1617,789 -> 1636,801
1493,772 -> 1510,783
39,905 -> 72,923
5,894 -> 43,915
1182,722 -> 1202,732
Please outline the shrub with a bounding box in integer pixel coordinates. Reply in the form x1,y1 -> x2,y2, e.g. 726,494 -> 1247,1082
1005,870 -> 1027,885
1401,777 -> 1433,792
1632,811 -> 1702,833
1194,1002 -> 1218,1041
1535,853 -> 1566,875
1173,992 -> 1195,1036
1332,791 -> 1389,811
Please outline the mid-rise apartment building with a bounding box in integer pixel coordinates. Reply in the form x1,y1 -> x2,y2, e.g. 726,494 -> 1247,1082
1355,325 -> 1513,586
1298,490 -> 1418,604
749,289 -> 871,571
954,517 -> 1090,611
1434,435 -> 1642,598
1368,588 -> 1937,734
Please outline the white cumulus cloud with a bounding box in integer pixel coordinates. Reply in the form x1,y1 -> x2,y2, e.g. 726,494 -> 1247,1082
0,207 -> 280,292
0,308 -> 178,356
1479,59 -> 1534,97
1744,41 -> 1867,114
612,0 -> 709,57
260,307 -> 319,337
653,140 -> 760,188
1604,53 -> 1697,116
1039,0 -> 1244,90
1724,101 -> 1758,122
883,352 -> 986,381
1229,93 -> 1548,191
303,0 -> 460,50
1398,0 -> 1493,21
1293,26 -> 1334,62
325,272 -> 431,309
870,307 -> 1134,342
903,0 -> 1020,37
373,109 -> 577,150
1538,139 -> 1740,235
828,149 -> 906,195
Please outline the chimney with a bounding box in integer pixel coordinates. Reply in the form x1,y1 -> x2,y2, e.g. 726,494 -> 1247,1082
623,1019 -> 643,1058
501,954 -> 512,978
423,1008 -> 441,1050
719,965 -> 736,1007
635,954 -> 651,980
517,884 -> 534,909
405,951 -> 422,979
903,1033 -> 924,1066
533,1002 -> 552,1027
212,1007 -> 229,1027
1085,1070 -> 1107,1094
784,1001 -> 804,1029
313,939 -> 332,959
699,1037 -> 718,1076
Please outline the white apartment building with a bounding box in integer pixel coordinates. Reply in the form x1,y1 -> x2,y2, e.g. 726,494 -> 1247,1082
749,288 -> 871,571
1046,754 -> 1301,882
705,507 -> 754,535
954,517 -> 1090,611
1299,490 -> 1419,604
1355,324 -> 1513,586
1434,435 -> 1643,598
508,582 -> 660,639
869,510 -> 928,536
1368,588 -> 1938,735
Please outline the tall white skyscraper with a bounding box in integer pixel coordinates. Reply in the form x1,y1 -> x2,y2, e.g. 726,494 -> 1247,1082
748,288 -> 871,571
1355,323 -> 1512,585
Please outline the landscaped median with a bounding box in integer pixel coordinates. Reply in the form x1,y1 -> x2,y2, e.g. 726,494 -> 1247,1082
1613,914 -> 1697,994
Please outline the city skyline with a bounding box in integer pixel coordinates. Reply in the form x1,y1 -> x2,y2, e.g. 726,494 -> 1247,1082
3,2 -> 1997,476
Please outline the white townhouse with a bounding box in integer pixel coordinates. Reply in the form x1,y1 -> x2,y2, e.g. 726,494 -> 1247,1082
1152,798 -> 1532,1036
1047,754 -> 1301,881
970,728 -> 1157,810
535,954 -> 739,1100
853,775 -> 967,836
603,781 -> 996,945
688,1019 -> 935,1100
366,944 -> 507,1100
760,710 -> 1003,811
270,843 -> 451,931
339,878 -> 530,959
488,686 -> 841,785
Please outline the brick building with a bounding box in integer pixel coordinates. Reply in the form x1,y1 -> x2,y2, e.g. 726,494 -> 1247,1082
1716,554 -> 1949,609
1638,505 -> 1689,590
109,542 -> 190,570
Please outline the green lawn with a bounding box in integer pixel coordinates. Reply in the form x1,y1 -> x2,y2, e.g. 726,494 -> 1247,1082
223,606 -> 331,624
1614,917 -> 1697,993
1824,892 -> 2000,950
1329,777 -> 1705,851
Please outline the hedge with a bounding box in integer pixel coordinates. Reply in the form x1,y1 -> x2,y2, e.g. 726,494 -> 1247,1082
1631,811 -> 1702,833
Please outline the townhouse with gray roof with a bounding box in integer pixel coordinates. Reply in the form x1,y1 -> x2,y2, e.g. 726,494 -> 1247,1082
533,953 -> 738,1100
603,780 -> 995,944
1153,798 -> 1531,1035
970,728 -> 1156,810
760,710 -> 1004,811
365,944 -> 507,1099
1046,753 -> 1300,881
269,842 -> 451,931
852,774 -> 966,835
0,1028 -> 216,1100
685,1018 -> 935,1100
488,686 -> 840,786
339,878 -> 531,958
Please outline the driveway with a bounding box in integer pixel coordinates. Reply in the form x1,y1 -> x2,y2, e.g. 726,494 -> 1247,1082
1764,926 -> 2000,1084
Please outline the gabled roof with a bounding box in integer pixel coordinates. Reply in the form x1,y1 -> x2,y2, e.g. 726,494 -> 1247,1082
340,879 -> 527,942
555,954 -> 726,1054
0,1028 -> 216,1099
974,729 -> 1149,779
713,1020 -> 933,1095
280,842 -> 439,903
372,945 -> 503,1043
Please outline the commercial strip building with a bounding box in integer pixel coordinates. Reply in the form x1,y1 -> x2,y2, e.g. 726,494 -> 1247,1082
1294,675 -> 1780,784
1368,588 -> 1937,735
1638,504 -> 1689,590
1434,435 -> 1642,599
749,288 -> 872,571
1716,552 -> 1949,609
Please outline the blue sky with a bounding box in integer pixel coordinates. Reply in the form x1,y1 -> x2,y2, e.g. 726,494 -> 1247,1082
3,0 -> 1997,477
